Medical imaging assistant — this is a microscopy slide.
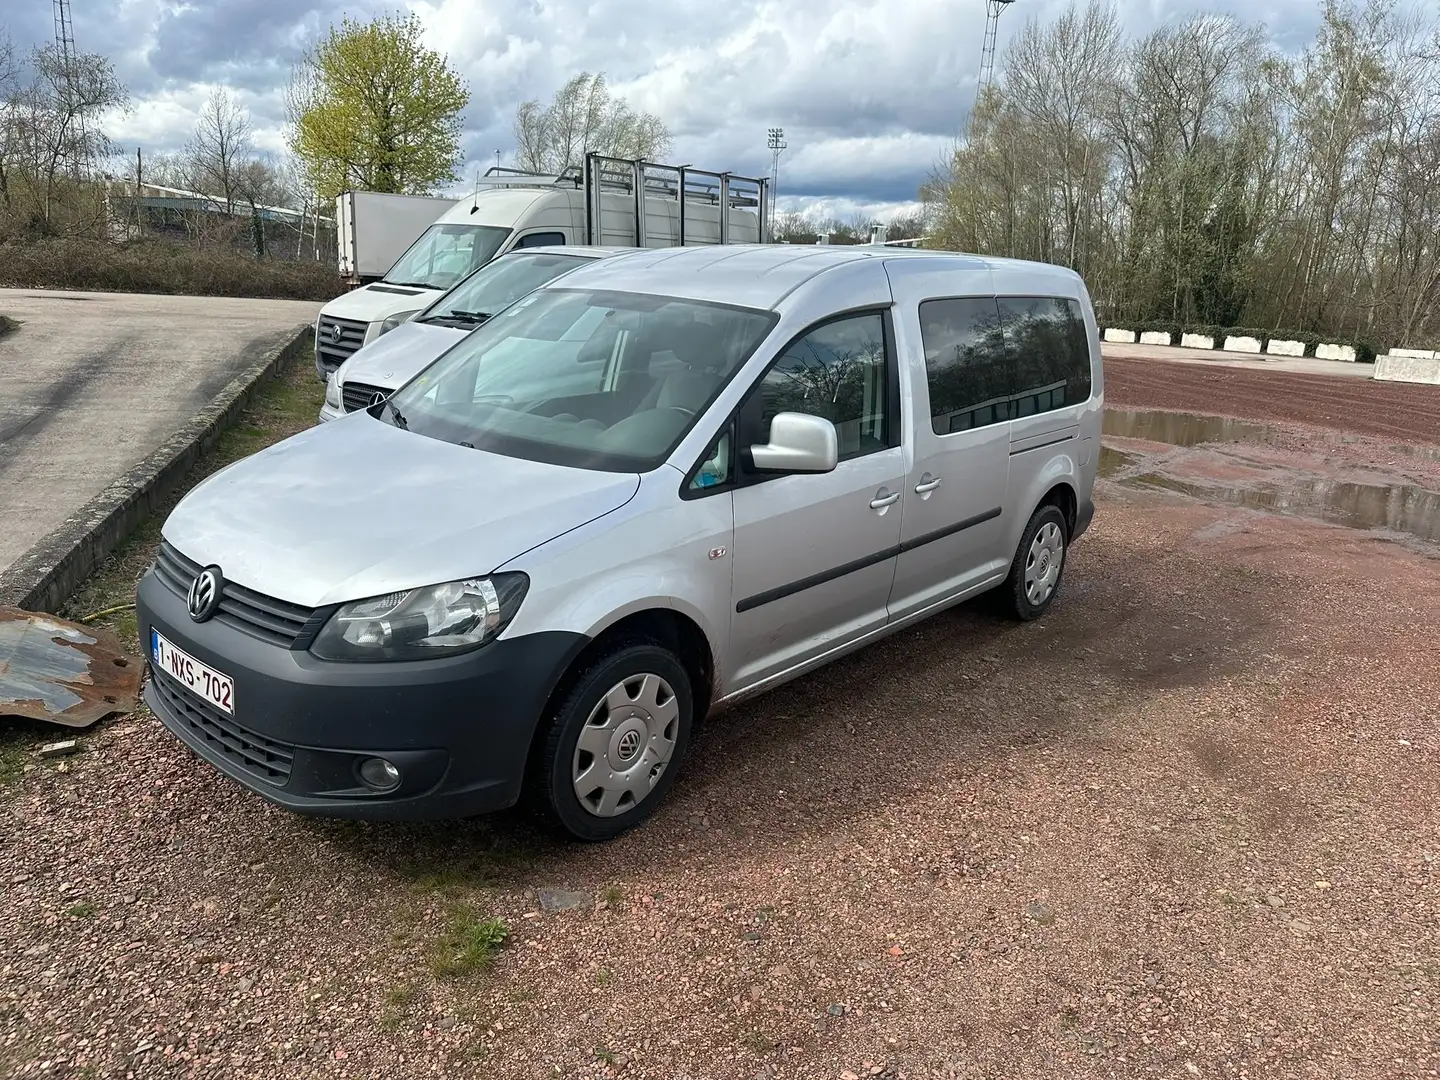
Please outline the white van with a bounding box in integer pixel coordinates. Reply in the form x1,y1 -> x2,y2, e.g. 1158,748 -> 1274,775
314,154 -> 771,379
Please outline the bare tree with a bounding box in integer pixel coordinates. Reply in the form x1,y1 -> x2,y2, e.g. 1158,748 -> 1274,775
513,72 -> 672,174
185,88 -> 253,213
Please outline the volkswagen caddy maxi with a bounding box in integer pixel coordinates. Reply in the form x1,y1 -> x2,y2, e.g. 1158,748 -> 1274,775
138,244 -> 1102,841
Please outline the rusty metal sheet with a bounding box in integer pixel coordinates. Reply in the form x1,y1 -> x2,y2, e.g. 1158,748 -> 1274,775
0,606 -> 142,729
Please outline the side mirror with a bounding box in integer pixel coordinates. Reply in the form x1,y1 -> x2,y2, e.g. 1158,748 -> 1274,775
748,412 -> 838,473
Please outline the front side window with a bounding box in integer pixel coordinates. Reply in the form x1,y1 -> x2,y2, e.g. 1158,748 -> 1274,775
998,297 -> 1093,415
515,232 -> 567,249
744,313 -> 892,461
382,288 -> 777,472
418,252 -> 592,328
384,224 -> 512,291
919,297 -> 1009,434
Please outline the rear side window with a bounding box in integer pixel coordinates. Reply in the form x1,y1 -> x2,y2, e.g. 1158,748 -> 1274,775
997,297 -> 1092,415
515,231 -> 567,249
918,297 -> 1009,435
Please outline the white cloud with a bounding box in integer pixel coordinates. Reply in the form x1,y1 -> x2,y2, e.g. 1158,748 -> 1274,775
11,0 -> 1327,217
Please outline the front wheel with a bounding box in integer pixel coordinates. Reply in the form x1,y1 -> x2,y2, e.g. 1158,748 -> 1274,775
529,640 -> 693,842
999,504 -> 1069,621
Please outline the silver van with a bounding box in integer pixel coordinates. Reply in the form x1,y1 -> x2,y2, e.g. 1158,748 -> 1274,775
137,245 -> 1101,841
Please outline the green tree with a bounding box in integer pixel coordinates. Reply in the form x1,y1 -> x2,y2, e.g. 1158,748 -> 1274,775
513,72 -> 671,174
285,13 -> 469,201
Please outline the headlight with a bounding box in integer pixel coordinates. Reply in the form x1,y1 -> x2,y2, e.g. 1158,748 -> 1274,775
324,373 -> 341,409
309,574 -> 528,661
378,309 -> 421,337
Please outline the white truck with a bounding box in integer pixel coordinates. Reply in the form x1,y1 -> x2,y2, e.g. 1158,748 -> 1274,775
314,153 -> 771,379
336,191 -> 461,284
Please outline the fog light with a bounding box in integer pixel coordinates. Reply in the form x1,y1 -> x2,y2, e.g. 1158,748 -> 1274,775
357,756 -> 401,791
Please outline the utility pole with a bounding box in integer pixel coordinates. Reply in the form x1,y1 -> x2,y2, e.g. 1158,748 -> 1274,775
766,127 -> 786,235
979,0 -> 1017,95
52,0 -> 89,177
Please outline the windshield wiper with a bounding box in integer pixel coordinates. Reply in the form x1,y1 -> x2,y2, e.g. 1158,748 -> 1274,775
383,280 -> 440,290
384,401 -> 408,429
441,309 -> 493,324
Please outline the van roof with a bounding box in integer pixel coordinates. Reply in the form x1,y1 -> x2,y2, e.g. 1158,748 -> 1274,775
435,187 -> 553,226
546,243 -> 1084,309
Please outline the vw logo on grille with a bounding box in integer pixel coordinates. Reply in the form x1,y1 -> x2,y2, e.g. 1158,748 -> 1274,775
616,729 -> 642,762
369,390 -> 387,408
329,323 -> 343,345
187,566 -> 224,622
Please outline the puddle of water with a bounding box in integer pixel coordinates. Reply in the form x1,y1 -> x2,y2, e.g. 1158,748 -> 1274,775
1099,446 -> 1140,477
1103,408 -> 1273,446
1126,473 -> 1440,542
1104,406 -> 1440,462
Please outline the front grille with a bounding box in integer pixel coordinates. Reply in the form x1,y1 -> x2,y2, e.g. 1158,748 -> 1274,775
152,674 -> 294,785
316,316 -> 367,374
154,542 -> 325,649
341,380 -> 390,413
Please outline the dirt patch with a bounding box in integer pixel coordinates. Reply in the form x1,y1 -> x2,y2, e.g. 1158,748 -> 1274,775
2,475 -> 1438,1078
1105,356 -> 1440,446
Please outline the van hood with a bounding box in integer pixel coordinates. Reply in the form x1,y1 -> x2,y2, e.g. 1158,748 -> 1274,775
161,415 -> 640,610
321,282 -> 445,324
334,320 -> 468,393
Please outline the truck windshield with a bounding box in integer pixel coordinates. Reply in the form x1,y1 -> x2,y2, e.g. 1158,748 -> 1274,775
380,287 -> 777,472
383,224 -> 512,291
417,252 -> 593,327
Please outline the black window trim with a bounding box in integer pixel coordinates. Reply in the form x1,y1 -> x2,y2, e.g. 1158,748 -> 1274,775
512,230 -> 570,250
919,291 -> 1094,438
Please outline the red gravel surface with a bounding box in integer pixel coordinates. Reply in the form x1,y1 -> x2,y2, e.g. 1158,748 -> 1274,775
1105,356 -> 1440,446
3,477 -> 1438,1079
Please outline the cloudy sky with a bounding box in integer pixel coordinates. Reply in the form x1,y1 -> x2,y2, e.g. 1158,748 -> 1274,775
5,0 -> 1325,222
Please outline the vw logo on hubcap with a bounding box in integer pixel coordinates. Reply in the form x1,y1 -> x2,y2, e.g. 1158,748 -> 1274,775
616,729 -> 642,762
187,566 -> 224,622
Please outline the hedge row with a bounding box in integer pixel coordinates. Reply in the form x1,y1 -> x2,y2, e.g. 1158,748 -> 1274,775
1113,320 -> 1380,363
0,238 -> 346,302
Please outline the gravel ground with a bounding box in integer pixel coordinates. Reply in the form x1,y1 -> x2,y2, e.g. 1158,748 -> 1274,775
1104,356 -> 1440,446
3,480 -> 1438,1079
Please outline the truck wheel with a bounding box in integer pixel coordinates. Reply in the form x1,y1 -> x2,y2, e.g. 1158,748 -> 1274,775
530,639 -> 693,842
1000,503 -> 1069,621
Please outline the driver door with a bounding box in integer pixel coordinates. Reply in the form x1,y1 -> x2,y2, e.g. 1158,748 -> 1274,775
727,310 -> 906,691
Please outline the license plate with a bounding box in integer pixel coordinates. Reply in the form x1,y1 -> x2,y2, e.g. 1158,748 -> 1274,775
152,630 -> 234,715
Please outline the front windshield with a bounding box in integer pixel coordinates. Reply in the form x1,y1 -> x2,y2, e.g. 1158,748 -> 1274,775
418,252 -> 592,326
382,287 -> 778,472
384,224 -> 512,291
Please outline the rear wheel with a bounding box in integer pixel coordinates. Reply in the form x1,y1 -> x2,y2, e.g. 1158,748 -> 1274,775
530,640 -> 693,842
999,503 -> 1069,621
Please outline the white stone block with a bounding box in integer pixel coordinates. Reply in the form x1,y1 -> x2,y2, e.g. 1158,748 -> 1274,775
1139,331 -> 1171,346
1374,354 -> 1440,384
1181,333 -> 1214,349
1266,339 -> 1305,357
1223,335 -> 1262,353
1103,328 -> 1136,344
1316,342 -> 1357,362
1389,347 -> 1439,360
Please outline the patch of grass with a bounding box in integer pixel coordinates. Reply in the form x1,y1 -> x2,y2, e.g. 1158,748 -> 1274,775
593,967 -> 613,988
58,347 -> 324,652
427,904 -> 508,980
741,1030 -> 775,1054
385,983 -> 417,1007
600,884 -> 625,906
65,901 -> 97,918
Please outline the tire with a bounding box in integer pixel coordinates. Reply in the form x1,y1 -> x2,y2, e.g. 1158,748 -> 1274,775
528,639 -> 693,842
999,503 -> 1070,621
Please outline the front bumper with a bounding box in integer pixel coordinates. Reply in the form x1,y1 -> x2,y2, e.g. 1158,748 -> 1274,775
136,568 -> 586,821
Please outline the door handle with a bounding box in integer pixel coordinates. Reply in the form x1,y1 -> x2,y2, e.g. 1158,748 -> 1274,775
869,488 -> 900,510
914,473 -> 942,494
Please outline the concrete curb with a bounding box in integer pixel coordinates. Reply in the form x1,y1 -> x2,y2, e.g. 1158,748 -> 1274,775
0,323 -> 313,614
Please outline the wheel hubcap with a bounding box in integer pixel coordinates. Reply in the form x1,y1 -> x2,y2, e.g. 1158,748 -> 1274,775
572,673 -> 679,818
1024,521 -> 1065,606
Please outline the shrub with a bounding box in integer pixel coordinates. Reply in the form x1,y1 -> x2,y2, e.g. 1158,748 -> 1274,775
0,238 -> 345,301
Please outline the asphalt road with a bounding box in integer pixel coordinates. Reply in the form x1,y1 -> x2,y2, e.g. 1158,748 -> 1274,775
0,288 -> 321,576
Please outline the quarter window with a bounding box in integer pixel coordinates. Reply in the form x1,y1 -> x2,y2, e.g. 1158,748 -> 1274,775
918,297 -> 1009,434
746,313 -> 892,461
